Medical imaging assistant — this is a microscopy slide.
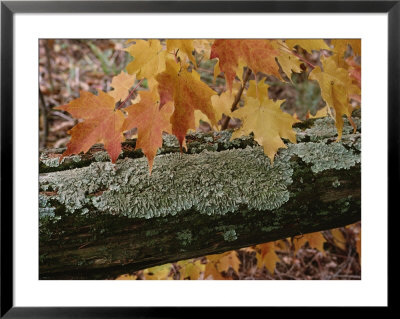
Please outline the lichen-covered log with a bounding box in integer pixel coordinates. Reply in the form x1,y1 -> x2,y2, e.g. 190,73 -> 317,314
39,116 -> 361,279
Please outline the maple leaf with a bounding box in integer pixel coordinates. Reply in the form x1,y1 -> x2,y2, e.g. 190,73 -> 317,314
273,40 -> 302,80
166,39 -> 196,66
108,71 -> 136,103
123,89 -> 174,173
193,39 -> 213,58
54,91 -> 125,163
156,59 -> 217,148
204,262 -> 225,280
215,251 -> 240,274
210,39 -> 280,91
231,80 -> 297,162
331,228 -> 346,251
331,39 -> 361,57
115,274 -> 137,280
293,232 -> 326,254
285,39 -> 331,52
125,39 -> 166,79
193,110 -> 211,128
309,55 -> 358,139
143,264 -> 173,280
255,242 -> 280,274
211,90 -> 234,122
177,260 -> 205,280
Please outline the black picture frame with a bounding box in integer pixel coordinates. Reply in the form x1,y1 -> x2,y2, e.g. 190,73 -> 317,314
1,0 -> 396,316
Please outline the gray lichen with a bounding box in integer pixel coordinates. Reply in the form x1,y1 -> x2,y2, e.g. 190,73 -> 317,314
289,142 -> 360,173
39,146 -> 293,219
223,229 -> 238,242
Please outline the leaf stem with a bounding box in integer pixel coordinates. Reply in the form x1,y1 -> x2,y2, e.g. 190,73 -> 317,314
220,68 -> 252,130
116,78 -> 144,110
277,41 -> 317,69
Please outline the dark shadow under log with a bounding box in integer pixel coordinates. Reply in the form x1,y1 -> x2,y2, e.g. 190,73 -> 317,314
39,116 -> 361,279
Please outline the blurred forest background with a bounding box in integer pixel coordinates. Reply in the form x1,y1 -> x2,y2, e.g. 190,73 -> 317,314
39,39 -> 361,280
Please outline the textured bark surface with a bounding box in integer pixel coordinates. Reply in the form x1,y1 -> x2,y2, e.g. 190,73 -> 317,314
39,116 -> 361,279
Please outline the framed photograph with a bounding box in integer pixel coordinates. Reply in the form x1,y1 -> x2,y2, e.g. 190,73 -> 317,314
1,0 -> 395,315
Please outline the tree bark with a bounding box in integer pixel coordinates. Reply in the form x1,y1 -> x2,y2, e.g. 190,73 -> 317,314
39,116 -> 361,279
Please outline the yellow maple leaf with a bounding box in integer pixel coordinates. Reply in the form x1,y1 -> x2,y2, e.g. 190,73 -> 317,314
215,251 -> 240,274
211,90 -> 235,122
273,40 -> 302,80
108,71 -> 136,103
178,260 -> 205,280
231,82 -> 297,162
213,60 -> 221,83
193,39 -> 213,58
331,39 -> 361,57
255,242 -> 280,274
285,39 -> 331,52
331,228 -> 347,251
293,232 -> 326,254
125,39 -> 166,79
166,39 -> 196,66
143,264 -> 173,280
246,79 -> 270,103
115,274 -> 137,280
309,55 -> 355,140
204,261 -> 225,280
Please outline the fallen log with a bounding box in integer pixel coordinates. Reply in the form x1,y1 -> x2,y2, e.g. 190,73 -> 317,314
39,116 -> 361,279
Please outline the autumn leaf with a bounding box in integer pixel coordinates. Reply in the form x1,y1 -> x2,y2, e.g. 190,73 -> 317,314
204,262 -> 225,280
293,232 -> 326,254
255,242 -> 280,274
285,39 -> 331,52
54,91 -> 125,163
215,251 -> 240,274
246,79 -> 269,103
211,88 -> 239,122
167,39 -> 196,66
108,71 -> 136,103
193,39 -> 213,58
331,39 -> 361,57
309,55 -> 357,140
156,59 -> 217,148
143,264 -> 173,280
115,274 -> 137,280
125,39 -> 166,79
213,60 -> 221,83
123,89 -> 174,173
273,41 -> 302,80
210,39 -> 280,91
178,260 -> 205,280
331,228 -> 347,251
231,80 -> 297,162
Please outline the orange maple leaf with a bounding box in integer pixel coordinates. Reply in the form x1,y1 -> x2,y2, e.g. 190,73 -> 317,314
54,91 -> 125,163
156,59 -> 217,148
123,89 -> 174,173
255,242 -> 280,274
293,232 -> 326,254
210,39 -> 280,91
